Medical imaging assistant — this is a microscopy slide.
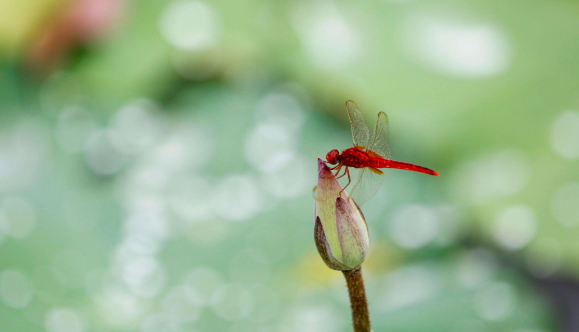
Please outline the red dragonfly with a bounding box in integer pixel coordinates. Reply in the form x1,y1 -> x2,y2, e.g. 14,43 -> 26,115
326,100 -> 438,206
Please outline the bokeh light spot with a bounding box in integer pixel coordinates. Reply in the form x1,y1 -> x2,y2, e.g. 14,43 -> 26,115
45,308 -> 86,332
51,250 -> 91,289
182,267 -> 224,306
210,283 -> 253,320
245,224 -> 289,262
245,121 -> 295,173
168,175 -> 214,223
550,110 -> 579,160
124,212 -> 171,241
389,204 -> 441,249
0,121 -> 50,191
260,154 -> 310,198
551,182 -> 579,228
160,285 -> 202,323
0,269 -> 34,308
247,284 -> 280,323
95,285 -> 144,329
107,99 -> 161,154
159,0 -> 221,52
456,249 -> 497,289
148,124 -> 214,171
212,175 -> 264,222
474,282 -> 515,321
62,189 -> 100,233
378,264 -> 442,312
229,248 -> 271,284
493,205 -> 537,250
403,13 -> 512,78
56,106 -> 97,153
121,257 -> 166,298
186,217 -> 230,246
0,196 -> 37,239
290,305 -> 342,332
255,93 -> 306,134
453,150 -> 529,205
140,313 -> 181,332
84,130 -> 128,176
291,1 -> 360,70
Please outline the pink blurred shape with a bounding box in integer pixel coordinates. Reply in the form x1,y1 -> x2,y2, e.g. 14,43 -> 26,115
27,0 -> 125,72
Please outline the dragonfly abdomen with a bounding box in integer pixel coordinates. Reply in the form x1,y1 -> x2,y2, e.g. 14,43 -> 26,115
370,158 -> 439,176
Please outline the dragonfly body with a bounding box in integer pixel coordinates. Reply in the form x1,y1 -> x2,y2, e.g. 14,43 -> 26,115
337,147 -> 369,168
324,101 -> 438,206
331,147 -> 439,176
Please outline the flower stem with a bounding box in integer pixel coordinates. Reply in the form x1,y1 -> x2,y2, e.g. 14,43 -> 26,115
342,267 -> 371,332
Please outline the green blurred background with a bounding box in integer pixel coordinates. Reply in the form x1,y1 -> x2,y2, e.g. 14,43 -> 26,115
1,0 -> 579,331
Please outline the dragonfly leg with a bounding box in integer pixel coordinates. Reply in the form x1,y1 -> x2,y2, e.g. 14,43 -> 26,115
339,168 -> 352,195
335,167 -> 347,179
343,168 -> 351,189
332,163 -> 343,177
346,168 -> 351,186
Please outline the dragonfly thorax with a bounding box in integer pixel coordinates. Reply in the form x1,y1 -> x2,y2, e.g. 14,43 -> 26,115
326,149 -> 341,165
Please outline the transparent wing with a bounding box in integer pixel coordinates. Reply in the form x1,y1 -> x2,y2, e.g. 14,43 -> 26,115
349,167 -> 383,206
346,100 -> 369,148
367,112 -> 392,160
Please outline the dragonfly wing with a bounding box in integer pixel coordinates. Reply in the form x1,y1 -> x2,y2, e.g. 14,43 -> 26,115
367,112 -> 392,160
349,167 -> 384,207
346,100 -> 369,149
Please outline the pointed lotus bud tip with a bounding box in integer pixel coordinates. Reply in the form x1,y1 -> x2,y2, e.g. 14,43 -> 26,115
317,158 -> 333,179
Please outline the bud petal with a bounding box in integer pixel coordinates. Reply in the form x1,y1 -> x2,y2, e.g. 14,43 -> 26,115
314,216 -> 350,270
336,197 -> 369,269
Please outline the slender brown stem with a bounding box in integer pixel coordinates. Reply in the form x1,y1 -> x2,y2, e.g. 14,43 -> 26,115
342,267 -> 371,332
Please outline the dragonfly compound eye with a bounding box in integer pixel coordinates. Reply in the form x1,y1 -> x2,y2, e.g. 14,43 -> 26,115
326,149 -> 340,164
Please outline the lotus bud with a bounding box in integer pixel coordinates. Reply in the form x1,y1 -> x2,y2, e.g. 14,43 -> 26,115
314,158 -> 369,270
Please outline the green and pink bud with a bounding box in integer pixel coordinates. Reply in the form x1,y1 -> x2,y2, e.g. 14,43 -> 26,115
314,158 -> 369,270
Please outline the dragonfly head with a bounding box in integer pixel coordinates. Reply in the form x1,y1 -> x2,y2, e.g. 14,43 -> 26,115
326,149 -> 341,165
